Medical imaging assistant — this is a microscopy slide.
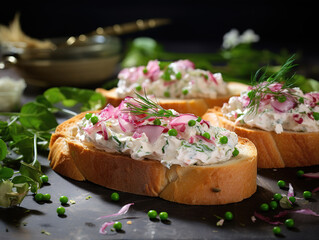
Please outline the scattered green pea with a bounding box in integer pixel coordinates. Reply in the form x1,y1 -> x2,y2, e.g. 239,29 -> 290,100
111,192 -> 120,201
273,193 -> 282,201
202,132 -> 211,139
188,119 -> 196,127
182,88 -> 189,95
168,129 -> 178,136
34,193 -> 44,202
269,201 -> 278,210
153,118 -> 161,126
175,72 -> 182,80
135,85 -> 142,91
232,148 -> 239,157
147,210 -> 158,219
303,190 -> 312,199
219,136 -> 228,144
56,206 -> 65,215
30,184 -> 38,193
113,221 -> 122,230
196,116 -> 202,122
273,226 -> 281,235
159,212 -> 169,221
224,211 -> 233,220
164,91 -> 170,97
289,196 -> 296,204
60,196 -> 69,204
260,203 -> 269,212
91,116 -> 99,125
277,180 -> 286,188
85,113 -> 92,120
284,218 -> 295,228
43,193 -> 51,201
313,112 -> 319,121
143,68 -> 148,74
40,174 -> 49,184
296,170 -> 304,178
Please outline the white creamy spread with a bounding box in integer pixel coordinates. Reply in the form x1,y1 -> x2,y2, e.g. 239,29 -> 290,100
116,59 -> 229,99
222,82 -> 319,133
0,77 -> 26,111
76,96 -> 238,167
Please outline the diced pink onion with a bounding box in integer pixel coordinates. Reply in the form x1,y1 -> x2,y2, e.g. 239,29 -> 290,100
303,172 -> 319,179
293,114 -> 303,124
253,211 -> 283,225
270,98 -> 296,113
97,203 -> 134,220
287,183 -> 294,197
208,72 -> 218,85
134,125 -> 165,144
99,221 -> 114,235
312,186 -> 319,193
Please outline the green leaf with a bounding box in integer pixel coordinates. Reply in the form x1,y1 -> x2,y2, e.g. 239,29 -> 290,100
0,180 -> 14,207
0,167 -> 14,180
19,162 -> 42,184
19,102 -> 58,131
0,139 -> 7,161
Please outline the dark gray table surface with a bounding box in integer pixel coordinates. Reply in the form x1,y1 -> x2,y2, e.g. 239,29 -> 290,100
1,69 -> 319,240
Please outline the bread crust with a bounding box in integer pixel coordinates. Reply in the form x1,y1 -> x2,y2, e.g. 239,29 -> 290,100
48,111 -> 257,205
203,107 -> 319,168
96,82 -> 247,117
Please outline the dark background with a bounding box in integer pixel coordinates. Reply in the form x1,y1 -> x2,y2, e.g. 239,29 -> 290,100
1,0 -> 318,76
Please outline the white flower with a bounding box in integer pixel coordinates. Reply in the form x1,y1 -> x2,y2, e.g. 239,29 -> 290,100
222,29 -> 260,49
239,29 -> 260,44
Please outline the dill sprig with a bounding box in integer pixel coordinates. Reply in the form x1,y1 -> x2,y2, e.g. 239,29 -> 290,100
245,54 -> 301,116
124,91 -> 178,119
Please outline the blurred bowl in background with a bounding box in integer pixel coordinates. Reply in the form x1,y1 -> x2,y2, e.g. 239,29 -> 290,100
1,35 -> 122,87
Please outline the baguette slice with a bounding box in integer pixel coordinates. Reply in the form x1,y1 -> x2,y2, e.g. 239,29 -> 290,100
203,107 -> 319,168
96,82 -> 247,117
48,111 -> 257,205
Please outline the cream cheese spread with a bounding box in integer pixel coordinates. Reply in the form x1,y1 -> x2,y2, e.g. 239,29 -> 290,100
222,82 -> 319,133
116,59 -> 229,99
76,96 -> 238,167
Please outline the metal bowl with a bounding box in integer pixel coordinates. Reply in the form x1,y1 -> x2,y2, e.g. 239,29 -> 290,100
1,35 -> 122,87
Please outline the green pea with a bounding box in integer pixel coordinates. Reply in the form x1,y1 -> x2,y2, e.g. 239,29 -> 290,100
182,88 -> 189,95
60,196 -> 69,204
91,116 -> 99,125
188,119 -> 196,127
313,112 -> 319,121
196,116 -> 202,122
303,190 -> 312,199
111,192 -> 120,201
277,95 -> 287,103
296,170 -> 304,178
273,193 -> 282,201
135,85 -> 142,91
289,196 -> 296,204
148,210 -> 158,219
30,184 -> 38,193
40,174 -> 49,184
168,129 -> 178,136
176,72 -> 182,80
273,226 -> 281,235
284,218 -> 294,228
277,180 -> 286,188
153,119 -> 161,126
224,211 -> 233,220
85,113 -> 92,120
269,201 -> 278,210
43,193 -> 51,201
159,212 -> 168,221
247,90 -> 255,99
232,148 -> 239,157
143,68 -> 148,74
56,206 -> 65,215
219,136 -> 228,144
34,193 -> 43,202
164,91 -> 170,98
260,203 -> 269,212
202,132 -> 211,139
113,221 -> 122,230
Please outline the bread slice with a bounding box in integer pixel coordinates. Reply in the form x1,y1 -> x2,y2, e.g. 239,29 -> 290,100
96,82 -> 247,117
203,107 -> 319,168
48,111 -> 257,205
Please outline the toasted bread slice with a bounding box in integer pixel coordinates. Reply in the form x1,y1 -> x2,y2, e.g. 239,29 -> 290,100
48,111 -> 257,205
96,82 -> 248,116
203,107 -> 319,168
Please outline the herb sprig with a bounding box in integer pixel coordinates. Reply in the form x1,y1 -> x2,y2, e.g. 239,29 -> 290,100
125,92 -> 177,120
245,55 -> 301,116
